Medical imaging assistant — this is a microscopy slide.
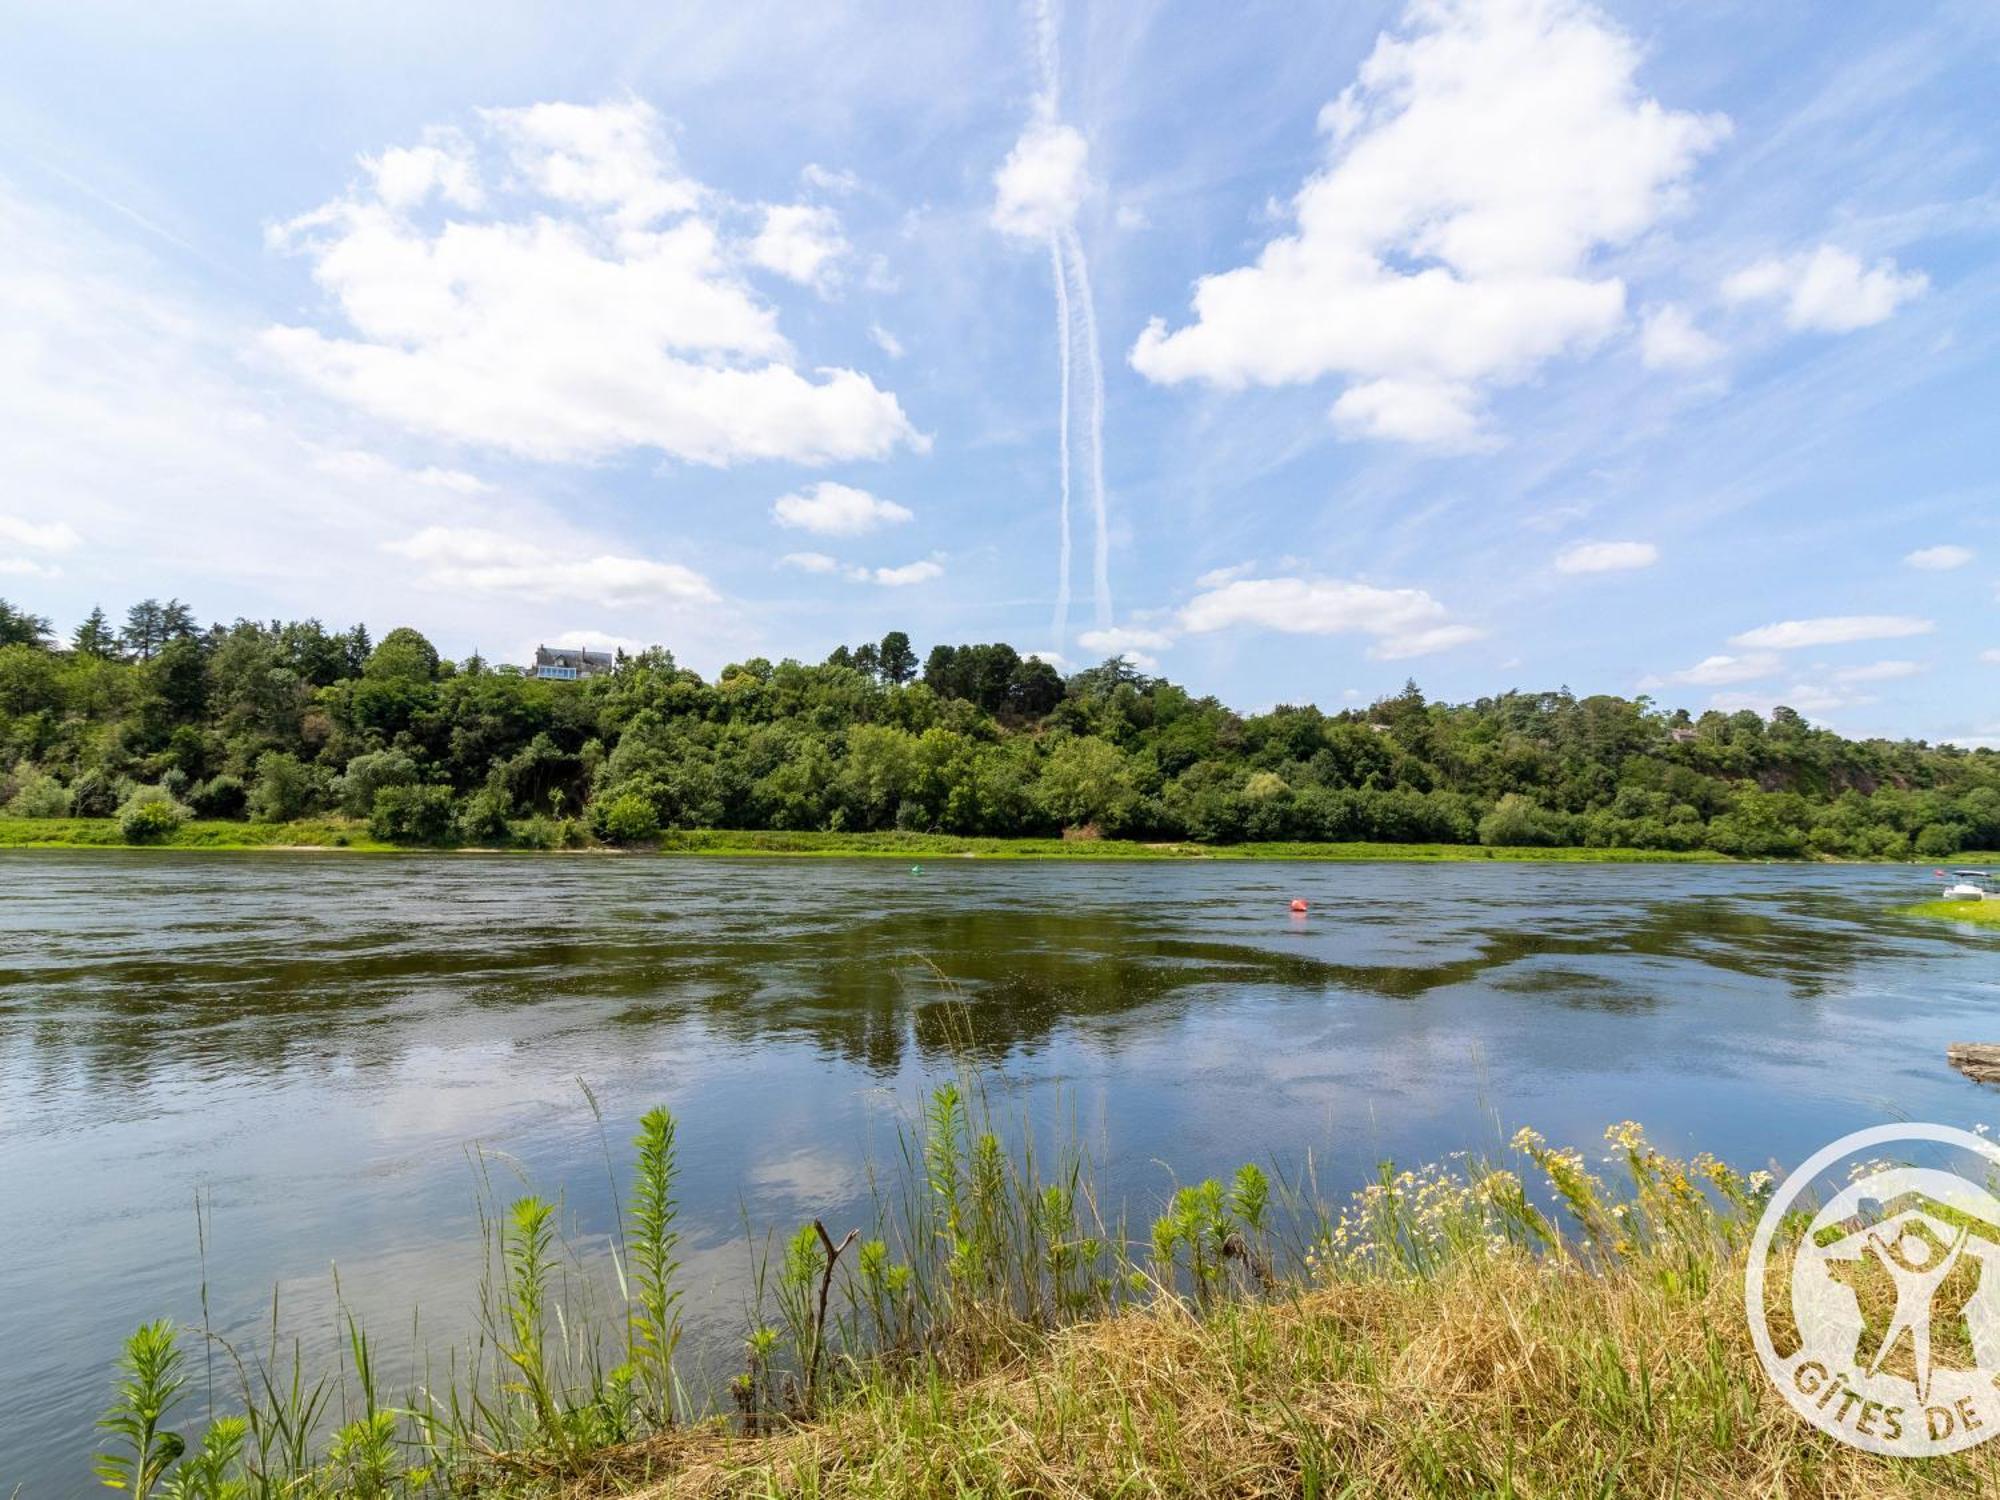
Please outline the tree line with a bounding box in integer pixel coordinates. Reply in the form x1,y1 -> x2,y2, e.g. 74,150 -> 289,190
1,595 -> 1996,855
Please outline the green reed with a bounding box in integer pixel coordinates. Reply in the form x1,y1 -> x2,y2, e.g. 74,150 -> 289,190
88,1083 -> 1784,1498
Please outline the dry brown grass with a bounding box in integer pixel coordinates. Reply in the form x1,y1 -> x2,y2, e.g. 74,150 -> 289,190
579,1246 -> 2000,1499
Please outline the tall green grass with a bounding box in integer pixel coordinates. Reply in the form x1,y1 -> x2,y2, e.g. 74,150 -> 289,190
82,1089 -> 1992,1498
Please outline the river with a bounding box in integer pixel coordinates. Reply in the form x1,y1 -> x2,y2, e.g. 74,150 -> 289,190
0,851 -> 1994,1489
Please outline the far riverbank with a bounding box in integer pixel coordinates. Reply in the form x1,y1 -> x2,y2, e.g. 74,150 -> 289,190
5,815 -> 1996,865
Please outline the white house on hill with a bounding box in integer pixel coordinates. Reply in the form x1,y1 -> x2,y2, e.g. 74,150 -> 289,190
532,645 -> 615,681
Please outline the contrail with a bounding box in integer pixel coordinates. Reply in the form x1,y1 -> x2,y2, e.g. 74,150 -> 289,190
1049,237 -> 1074,643
1062,223 -> 1112,629
1028,0 -> 1112,640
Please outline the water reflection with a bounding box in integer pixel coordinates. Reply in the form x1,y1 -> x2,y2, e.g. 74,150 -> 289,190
0,853 -> 1995,1490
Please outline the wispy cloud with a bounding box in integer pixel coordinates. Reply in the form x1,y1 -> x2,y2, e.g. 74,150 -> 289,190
1722,245 -> 1927,333
384,527 -> 717,606
1658,652 -> 1782,686
1903,543 -> 1973,571
1554,540 -> 1659,575
1179,575 -> 1481,659
0,517 -> 83,553
771,481 -> 913,536
1729,615 -> 1933,650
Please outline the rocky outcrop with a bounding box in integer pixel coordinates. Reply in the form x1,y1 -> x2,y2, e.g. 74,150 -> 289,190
1948,1043 -> 2000,1085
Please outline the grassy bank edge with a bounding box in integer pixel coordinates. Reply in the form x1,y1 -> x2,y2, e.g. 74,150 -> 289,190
79,1104 -> 2000,1500
9,815 -> 1994,863
1898,897 -> 2000,928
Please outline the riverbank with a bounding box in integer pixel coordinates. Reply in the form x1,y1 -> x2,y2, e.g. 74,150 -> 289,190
0,814 -> 397,850
1900,897 -> 2000,928
609,1251 -> 1970,1500
80,1110 -> 1989,1499
0,815 -> 1909,862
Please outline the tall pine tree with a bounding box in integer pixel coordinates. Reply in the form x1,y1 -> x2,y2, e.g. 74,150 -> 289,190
72,605 -> 120,659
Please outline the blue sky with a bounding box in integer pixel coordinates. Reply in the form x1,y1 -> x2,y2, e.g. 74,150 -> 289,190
1,0 -> 1995,742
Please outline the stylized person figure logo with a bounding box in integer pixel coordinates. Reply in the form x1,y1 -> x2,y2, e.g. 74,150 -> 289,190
1746,1125 -> 2000,1458
1863,1217 -> 1971,1400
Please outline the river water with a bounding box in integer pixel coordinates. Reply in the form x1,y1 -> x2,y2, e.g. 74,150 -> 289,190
1,851 -> 1994,1489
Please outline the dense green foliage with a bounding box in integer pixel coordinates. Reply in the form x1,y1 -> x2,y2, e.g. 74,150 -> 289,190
2,594 -> 1996,855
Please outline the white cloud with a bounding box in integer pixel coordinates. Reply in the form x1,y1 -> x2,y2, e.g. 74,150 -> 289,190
1730,615 -> 1933,650
778,551 -> 842,574
1077,625 -> 1176,657
1194,561 -> 1258,588
1664,652 -> 1781,686
1712,683 -> 1853,716
384,526 -> 717,606
0,516 -> 82,552
990,121 -> 1089,240
0,559 -> 61,577
1638,304 -> 1723,369
1376,624 -> 1488,659
1982,649 -> 2000,666
868,324 -> 905,359
747,202 -> 847,288
1721,245 -> 1927,333
1832,659 -> 1922,683
263,101 -> 918,468
0,180 -> 782,670
308,448 -> 492,495
777,550 -> 940,586
771,480 -> 912,536
1903,544 -> 1973,571
1179,575 -> 1482,658
1554,539 -> 1658,574
799,163 -> 859,196
363,130 -> 484,213
1331,377 -> 1492,449
483,100 -> 703,225
1023,648 -> 1069,671
1130,0 -> 1727,447
868,559 -> 943,587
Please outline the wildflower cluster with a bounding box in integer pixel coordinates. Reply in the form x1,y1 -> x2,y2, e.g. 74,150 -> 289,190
1306,1155 -> 1550,1281
1307,1122 -> 1765,1283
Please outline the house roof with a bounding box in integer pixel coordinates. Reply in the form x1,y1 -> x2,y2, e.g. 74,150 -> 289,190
534,645 -> 615,667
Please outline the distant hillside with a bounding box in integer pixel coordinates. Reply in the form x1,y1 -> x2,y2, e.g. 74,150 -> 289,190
1,598 -> 1994,855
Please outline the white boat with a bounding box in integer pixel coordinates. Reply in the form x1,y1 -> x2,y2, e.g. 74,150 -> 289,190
1943,869 -> 1992,901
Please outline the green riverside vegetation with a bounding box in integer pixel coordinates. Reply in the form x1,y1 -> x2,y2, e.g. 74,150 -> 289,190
3,594 -> 1997,857
81,1087 -> 2000,1498
1900,898 -> 2000,928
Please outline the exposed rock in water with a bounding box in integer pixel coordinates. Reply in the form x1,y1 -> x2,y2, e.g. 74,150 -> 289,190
1948,1043 -> 2000,1085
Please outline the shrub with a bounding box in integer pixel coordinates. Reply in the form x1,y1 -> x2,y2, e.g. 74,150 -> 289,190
1478,793 -> 1560,847
186,774 -> 247,819
5,763 -> 72,818
70,768 -> 121,818
593,792 -> 661,845
249,752 -> 315,823
335,749 -> 421,818
516,814 -> 585,850
1914,822 -> 1965,859
368,783 -> 456,844
455,787 -> 513,844
117,786 -> 190,843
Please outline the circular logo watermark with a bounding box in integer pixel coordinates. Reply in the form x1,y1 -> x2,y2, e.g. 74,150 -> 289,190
1746,1123 -> 2000,1456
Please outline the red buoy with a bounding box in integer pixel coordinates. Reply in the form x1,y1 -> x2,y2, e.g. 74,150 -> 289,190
1289,898 -> 1309,913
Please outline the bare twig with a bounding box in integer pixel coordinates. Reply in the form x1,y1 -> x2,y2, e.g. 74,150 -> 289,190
807,1220 -> 861,1408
